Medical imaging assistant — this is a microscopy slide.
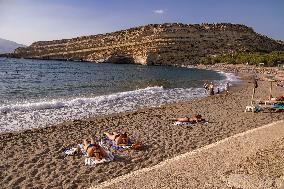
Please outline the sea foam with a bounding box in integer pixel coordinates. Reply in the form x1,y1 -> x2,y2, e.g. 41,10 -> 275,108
0,73 -> 239,132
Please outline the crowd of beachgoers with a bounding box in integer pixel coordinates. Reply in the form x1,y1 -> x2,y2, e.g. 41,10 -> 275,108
194,63 -> 284,81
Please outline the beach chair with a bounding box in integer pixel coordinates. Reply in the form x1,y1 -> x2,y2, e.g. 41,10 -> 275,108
271,104 -> 284,112
245,105 -> 255,112
256,103 -> 284,113
245,104 -> 263,113
264,100 -> 284,105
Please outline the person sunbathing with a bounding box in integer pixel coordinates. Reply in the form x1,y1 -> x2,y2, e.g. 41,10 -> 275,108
174,114 -> 204,123
83,137 -> 108,161
104,132 -> 130,146
276,83 -> 284,88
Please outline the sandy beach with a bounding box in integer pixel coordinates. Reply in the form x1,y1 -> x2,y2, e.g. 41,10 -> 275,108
92,120 -> 284,189
1,75 -> 284,188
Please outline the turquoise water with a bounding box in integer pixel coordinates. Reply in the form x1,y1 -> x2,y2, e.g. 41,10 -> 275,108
0,58 -> 238,132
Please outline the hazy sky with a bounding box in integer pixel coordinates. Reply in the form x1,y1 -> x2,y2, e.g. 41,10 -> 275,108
0,0 -> 283,45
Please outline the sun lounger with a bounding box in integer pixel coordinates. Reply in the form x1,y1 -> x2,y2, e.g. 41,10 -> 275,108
264,100 -> 284,105
272,104 -> 284,110
251,99 -> 265,104
255,104 -> 284,112
245,104 -> 263,113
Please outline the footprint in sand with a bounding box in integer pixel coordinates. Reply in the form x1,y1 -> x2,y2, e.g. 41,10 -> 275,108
10,176 -> 26,188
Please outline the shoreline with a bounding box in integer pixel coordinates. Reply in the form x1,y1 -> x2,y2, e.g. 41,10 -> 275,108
0,66 -> 237,133
1,67 -> 284,188
193,63 -> 284,81
0,73 -> 241,136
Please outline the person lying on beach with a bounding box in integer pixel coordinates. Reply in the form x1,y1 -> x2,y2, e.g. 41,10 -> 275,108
83,137 -> 108,160
276,83 -> 284,88
104,132 -> 130,146
173,114 -> 205,123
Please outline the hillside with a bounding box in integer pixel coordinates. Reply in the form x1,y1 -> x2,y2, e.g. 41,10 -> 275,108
6,23 -> 284,65
0,38 -> 26,54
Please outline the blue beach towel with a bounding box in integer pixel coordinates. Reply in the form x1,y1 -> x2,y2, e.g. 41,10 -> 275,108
273,104 -> 284,109
78,142 -> 114,166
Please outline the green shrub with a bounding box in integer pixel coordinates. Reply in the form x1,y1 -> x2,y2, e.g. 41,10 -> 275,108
203,51 -> 284,66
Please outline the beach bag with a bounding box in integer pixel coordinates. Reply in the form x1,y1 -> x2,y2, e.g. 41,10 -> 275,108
131,141 -> 142,150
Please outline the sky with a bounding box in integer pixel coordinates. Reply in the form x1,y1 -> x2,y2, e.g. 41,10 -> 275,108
0,0 -> 283,45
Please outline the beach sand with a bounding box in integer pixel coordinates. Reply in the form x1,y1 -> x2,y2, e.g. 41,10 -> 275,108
1,78 -> 284,188
92,120 -> 284,189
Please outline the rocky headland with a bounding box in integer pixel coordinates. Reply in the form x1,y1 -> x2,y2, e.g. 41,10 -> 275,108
4,23 -> 284,65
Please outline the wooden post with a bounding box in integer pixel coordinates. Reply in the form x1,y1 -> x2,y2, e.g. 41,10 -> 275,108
269,81 -> 272,100
251,88 -> 255,105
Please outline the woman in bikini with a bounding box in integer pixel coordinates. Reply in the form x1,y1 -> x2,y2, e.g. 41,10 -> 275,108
83,137 -> 108,160
104,132 -> 129,146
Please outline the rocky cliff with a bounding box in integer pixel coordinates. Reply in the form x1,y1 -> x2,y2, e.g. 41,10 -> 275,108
7,23 -> 284,65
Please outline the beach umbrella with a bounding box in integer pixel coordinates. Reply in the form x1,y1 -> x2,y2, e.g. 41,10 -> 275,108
270,81 -> 272,100
267,79 -> 275,100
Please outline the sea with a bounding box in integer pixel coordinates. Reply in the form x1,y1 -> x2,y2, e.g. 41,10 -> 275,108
0,58 -> 240,132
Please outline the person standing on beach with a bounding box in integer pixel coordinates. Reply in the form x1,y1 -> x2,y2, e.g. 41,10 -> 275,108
225,82 -> 230,95
253,77 -> 258,89
252,76 -> 258,95
209,82 -> 214,95
216,88 -> 220,94
203,82 -> 209,93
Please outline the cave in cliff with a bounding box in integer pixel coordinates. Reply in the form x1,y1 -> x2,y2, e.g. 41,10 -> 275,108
106,54 -> 135,64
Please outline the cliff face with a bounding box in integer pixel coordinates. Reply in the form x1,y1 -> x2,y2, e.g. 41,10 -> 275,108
9,23 -> 284,65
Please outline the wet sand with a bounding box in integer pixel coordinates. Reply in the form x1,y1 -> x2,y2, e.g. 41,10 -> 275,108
1,78 -> 284,188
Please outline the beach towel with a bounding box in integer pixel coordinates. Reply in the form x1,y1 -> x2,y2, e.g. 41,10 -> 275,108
273,104 -> 284,109
78,142 -> 114,166
63,147 -> 80,157
174,121 -> 193,126
101,136 -> 133,151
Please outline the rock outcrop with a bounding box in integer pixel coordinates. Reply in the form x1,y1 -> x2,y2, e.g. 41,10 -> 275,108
7,23 -> 284,65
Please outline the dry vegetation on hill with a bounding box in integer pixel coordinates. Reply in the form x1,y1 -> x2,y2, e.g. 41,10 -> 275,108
7,23 -> 284,65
